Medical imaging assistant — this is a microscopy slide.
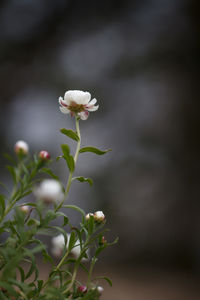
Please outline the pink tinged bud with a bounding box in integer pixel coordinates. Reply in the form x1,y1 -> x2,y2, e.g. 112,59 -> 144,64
97,286 -> 104,295
39,150 -> 51,161
100,236 -> 107,245
86,213 -> 94,220
14,140 -> 29,155
94,211 -> 105,223
77,285 -> 87,294
20,205 -> 29,213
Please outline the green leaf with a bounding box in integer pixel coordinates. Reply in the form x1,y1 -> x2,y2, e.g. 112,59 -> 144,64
40,168 -> 59,180
42,250 -> 54,265
6,165 -> 17,184
63,205 -> 85,219
79,147 -> 111,155
61,144 -> 75,172
61,144 -> 70,157
0,195 -> 5,217
0,181 -> 10,193
17,265 -> 25,282
68,231 -> 76,252
63,216 -> 69,226
0,281 -> 19,297
3,153 -> 16,165
37,280 -> 43,293
73,176 -> 93,186
55,212 -> 69,226
60,128 -> 79,141
93,276 -> 113,287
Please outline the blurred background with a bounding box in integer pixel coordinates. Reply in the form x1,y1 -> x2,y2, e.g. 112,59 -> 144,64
0,0 -> 200,299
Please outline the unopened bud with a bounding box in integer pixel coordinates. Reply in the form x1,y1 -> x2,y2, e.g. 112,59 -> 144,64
94,211 -> 105,223
97,286 -> 104,295
86,213 -> 94,220
39,150 -> 50,161
77,285 -> 87,294
99,236 -> 107,245
20,205 -> 29,213
14,140 -> 29,155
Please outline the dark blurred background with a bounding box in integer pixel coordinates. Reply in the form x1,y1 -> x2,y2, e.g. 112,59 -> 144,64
0,0 -> 200,299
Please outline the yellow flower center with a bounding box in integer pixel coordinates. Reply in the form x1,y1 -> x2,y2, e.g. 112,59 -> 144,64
68,101 -> 85,113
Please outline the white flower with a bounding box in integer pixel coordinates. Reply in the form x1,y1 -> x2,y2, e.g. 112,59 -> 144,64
51,234 -> 65,257
59,90 -> 99,120
94,211 -> 105,222
51,233 -> 89,261
34,179 -> 64,204
85,213 -> 94,220
97,286 -> 104,295
14,140 -> 29,155
20,205 -> 29,213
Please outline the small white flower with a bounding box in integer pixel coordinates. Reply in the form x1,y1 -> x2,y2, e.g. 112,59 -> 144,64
85,213 -> 94,220
51,234 -> 65,257
94,211 -> 105,222
51,233 -> 89,261
14,140 -> 29,155
34,179 -> 64,204
59,90 -> 99,120
97,286 -> 104,295
20,205 -> 29,213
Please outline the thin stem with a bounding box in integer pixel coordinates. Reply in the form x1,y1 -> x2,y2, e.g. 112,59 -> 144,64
87,257 -> 97,287
62,261 -> 79,295
55,116 -> 81,212
42,117 -> 82,293
42,250 -> 70,290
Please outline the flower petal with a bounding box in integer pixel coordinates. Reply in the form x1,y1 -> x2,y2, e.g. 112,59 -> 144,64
58,97 -> 63,105
60,106 -> 70,114
78,110 -> 89,120
87,105 -> 99,112
88,98 -> 97,106
64,90 -> 91,105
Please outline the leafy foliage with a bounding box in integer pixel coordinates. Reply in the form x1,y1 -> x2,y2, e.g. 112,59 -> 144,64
0,116 -> 117,299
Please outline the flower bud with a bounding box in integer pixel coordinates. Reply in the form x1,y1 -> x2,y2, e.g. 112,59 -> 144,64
85,213 -> 94,220
97,286 -> 104,295
39,150 -> 50,161
14,140 -> 29,156
77,285 -> 87,294
99,236 -> 107,245
34,179 -> 64,204
94,211 -> 105,223
20,205 -> 29,213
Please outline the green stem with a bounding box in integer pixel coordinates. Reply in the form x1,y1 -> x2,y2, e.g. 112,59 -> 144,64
55,116 -> 81,212
87,257 -> 97,287
42,117 -> 81,293
62,261 -> 79,295
42,249 -> 70,290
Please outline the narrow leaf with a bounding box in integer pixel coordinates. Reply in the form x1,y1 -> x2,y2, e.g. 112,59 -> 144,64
0,195 -> 5,216
6,165 -> 17,184
60,128 -> 79,141
63,205 -> 85,219
40,168 -> 59,180
61,144 -> 75,172
68,231 -> 76,252
93,276 -> 112,287
73,176 -> 93,186
79,147 -> 111,155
